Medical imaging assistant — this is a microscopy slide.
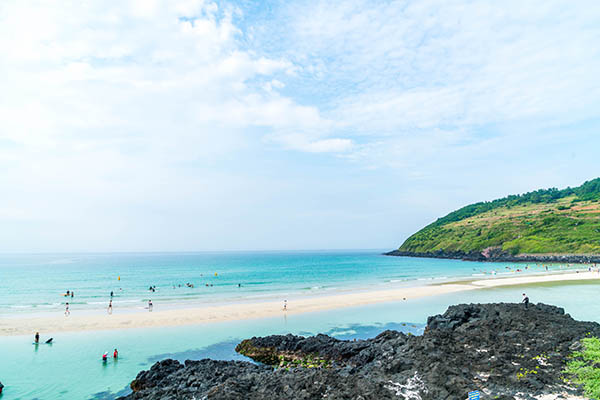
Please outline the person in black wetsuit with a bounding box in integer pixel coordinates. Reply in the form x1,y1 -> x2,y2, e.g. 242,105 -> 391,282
522,293 -> 529,309
35,332 -> 39,344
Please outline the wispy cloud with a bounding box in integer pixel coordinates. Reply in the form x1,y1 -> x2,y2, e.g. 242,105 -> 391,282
259,0 -> 600,161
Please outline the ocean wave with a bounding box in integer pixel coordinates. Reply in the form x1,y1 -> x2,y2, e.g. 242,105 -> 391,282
39,303 -> 61,308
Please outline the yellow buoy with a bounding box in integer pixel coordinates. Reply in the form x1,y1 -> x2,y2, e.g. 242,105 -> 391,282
118,276 -> 121,281
214,272 -> 218,277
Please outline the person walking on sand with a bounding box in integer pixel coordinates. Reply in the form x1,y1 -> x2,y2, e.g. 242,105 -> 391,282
522,293 -> 529,309
148,300 -> 153,312
108,299 -> 113,314
65,302 -> 70,316
283,299 -> 287,311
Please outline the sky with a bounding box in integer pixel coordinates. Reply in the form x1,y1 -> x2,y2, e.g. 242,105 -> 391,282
1,0 -> 599,252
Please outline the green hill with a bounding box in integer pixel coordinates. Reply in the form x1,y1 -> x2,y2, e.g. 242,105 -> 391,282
396,178 -> 600,257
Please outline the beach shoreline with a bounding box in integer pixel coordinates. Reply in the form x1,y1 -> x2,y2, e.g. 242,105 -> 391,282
3,270 -> 600,336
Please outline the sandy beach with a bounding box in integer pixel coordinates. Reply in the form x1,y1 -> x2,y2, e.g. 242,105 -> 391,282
3,271 -> 600,336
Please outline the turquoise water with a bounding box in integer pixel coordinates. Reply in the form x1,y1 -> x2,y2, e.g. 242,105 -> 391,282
0,251 -> 583,315
1,252 -> 598,399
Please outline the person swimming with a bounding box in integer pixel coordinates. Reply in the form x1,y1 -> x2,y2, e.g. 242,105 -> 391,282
102,352 -> 108,362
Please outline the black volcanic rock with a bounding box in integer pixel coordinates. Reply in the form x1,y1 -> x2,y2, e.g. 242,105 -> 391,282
119,303 -> 600,400
384,248 -> 600,264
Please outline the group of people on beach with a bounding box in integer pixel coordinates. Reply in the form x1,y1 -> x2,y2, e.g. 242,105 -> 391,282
102,349 -> 118,362
474,262 -> 600,276
171,282 -> 221,288
33,332 -> 52,344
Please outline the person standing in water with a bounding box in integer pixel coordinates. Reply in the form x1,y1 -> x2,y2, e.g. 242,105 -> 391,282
522,293 -> 530,309
35,332 -> 40,344
148,300 -> 153,312
113,348 -> 118,358
65,302 -> 70,316
108,299 -> 113,314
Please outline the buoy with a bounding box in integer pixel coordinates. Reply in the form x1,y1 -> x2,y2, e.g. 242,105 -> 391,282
214,272 -> 218,276
118,276 -> 120,281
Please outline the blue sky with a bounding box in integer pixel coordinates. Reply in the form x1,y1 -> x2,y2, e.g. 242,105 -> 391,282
0,0 -> 599,252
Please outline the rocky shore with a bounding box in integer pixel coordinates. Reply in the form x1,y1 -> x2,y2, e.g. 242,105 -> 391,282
384,248 -> 600,264
119,303 -> 599,400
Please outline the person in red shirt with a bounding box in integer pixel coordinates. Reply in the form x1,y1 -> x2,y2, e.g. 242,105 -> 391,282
113,349 -> 118,358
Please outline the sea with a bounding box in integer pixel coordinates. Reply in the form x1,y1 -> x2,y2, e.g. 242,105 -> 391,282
1,251 -> 599,399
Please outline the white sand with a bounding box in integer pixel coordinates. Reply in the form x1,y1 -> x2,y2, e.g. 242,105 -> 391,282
2,271 -> 599,336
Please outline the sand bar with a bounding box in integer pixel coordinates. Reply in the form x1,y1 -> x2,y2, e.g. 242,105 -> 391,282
2,271 -> 600,336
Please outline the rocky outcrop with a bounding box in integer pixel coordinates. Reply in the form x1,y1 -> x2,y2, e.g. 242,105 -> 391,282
119,303 -> 600,400
384,248 -> 600,264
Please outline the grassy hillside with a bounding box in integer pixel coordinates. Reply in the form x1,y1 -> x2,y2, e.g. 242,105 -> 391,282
399,178 -> 600,256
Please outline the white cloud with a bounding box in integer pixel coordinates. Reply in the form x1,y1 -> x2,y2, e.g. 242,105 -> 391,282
270,134 -> 354,153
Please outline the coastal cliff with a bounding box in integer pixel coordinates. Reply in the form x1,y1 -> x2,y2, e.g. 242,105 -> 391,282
387,178 -> 600,263
119,303 -> 600,399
